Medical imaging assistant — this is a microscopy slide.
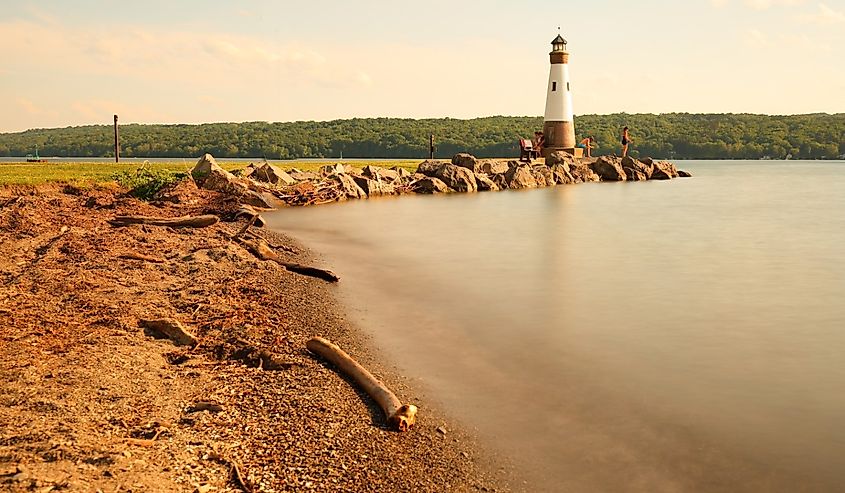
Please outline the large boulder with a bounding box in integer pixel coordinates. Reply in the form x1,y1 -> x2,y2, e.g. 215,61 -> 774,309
411,176 -> 451,194
651,160 -> 680,180
191,154 -> 276,208
623,156 -> 653,180
589,156 -> 627,182
531,166 -> 554,188
491,173 -> 509,190
569,164 -> 600,183
331,173 -> 367,199
474,173 -> 499,192
363,165 -> 400,183
352,176 -> 395,196
624,167 -> 647,181
452,153 -> 481,173
251,163 -> 296,186
320,163 -> 345,176
391,167 -> 413,180
505,164 -> 538,190
480,160 -> 509,175
416,161 -> 477,193
546,151 -> 577,167
549,164 -> 575,185
435,164 -> 477,193
415,160 -> 443,175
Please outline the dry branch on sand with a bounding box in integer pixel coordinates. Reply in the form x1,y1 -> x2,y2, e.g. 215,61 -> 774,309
306,336 -> 418,432
237,238 -> 339,283
118,252 -> 166,263
140,318 -> 199,347
109,214 -> 219,228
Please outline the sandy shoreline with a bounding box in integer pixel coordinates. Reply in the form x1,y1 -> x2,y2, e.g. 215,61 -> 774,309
0,182 -> 508,492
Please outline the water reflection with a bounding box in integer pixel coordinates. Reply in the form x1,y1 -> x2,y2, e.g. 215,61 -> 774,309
267,161 -> 845,492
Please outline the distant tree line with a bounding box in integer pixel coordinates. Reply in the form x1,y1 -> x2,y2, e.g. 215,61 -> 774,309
1,113 -> 843,160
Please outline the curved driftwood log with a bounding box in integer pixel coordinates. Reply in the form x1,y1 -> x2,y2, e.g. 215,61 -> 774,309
306,336 -> 417,431
238,238 -> 339,283
109,214 -> 219,228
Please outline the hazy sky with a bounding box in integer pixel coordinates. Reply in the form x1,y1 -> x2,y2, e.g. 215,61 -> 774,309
1,0 -> 843,132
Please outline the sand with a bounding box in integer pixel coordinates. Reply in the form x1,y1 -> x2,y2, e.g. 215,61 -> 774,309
0,181 -> 508,492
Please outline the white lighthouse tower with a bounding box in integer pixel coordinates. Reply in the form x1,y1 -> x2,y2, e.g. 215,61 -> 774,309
543,34 -> 576,157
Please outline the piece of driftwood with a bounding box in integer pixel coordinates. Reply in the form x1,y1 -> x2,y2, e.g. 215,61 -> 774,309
230,460 -> 252,493
119,252 -> 165,263
238,238 -> 339,282
234,205 -> 266,228
231,214 -> 258,241
187,401 -> 224,413
244,231 -> 298,255
109,214 -> 219,228
306,336 -> 417,431
140,318 -> 198,346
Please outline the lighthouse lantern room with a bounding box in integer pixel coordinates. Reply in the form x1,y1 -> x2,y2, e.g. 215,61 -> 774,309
543,34 -> 578,158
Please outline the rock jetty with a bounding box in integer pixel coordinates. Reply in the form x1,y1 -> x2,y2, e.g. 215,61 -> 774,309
191,152 -> 690,207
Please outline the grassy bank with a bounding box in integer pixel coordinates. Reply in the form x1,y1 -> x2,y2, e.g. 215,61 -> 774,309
0,159 -> 422,185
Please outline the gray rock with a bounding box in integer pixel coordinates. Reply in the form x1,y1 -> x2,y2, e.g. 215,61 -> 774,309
651,160 -> 679,180
320,163 -> 345,176
416,161 -> 477,193
391,167 -> 413,179
480,160 -> 509,175
546,150 -> 577,167
677,170 -> 692,177
474,173 -> 499,192
531,166 -> 554,187
252,163 -> 296,186
353,175 -> 395,196
452,153 -> 480,173
435,164 -> 478,193
191,154 -> 276,208
415,160 -> 443,175
331,173 -> 367,199
622,156 -> 653,180
491,173 -> 509,190
569,164 -> 601,183
589,156 -> 627,181
411,176 -> 451,194
363,165 -> 399,183
505,165 -> 538,190
549,164 -> 575,185
624,167 -> 647,181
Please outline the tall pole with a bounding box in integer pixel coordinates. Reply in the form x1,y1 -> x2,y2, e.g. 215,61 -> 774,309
429,134 -> 434,160
113,114 -> 120,163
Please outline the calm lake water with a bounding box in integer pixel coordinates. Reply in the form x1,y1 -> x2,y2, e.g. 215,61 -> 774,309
267,160 -> 845,492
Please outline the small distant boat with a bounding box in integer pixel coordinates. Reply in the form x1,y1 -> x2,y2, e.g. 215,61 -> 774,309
26,144 -> 47,163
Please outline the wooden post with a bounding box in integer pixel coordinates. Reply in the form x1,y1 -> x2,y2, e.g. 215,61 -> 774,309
113,114 -> 120,163
429,134 -> 434,160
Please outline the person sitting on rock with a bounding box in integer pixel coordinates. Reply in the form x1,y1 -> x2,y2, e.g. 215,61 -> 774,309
533,131 -> 545,158
577,136 -> 594,158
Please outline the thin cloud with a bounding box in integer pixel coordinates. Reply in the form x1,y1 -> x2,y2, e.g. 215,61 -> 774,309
743,29 -> 770,48
799,3 -> 845,24
743,0 -> 806,9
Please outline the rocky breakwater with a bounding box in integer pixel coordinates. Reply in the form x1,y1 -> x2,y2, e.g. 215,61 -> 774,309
190,152 -> 690,209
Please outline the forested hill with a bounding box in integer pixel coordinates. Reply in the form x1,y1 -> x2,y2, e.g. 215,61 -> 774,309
1,113 -> 843,160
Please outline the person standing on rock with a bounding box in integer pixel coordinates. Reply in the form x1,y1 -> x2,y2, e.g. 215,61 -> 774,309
621,127 -> 633,157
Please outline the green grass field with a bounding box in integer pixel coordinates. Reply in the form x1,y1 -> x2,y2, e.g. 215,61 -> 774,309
0,159 -> 422,185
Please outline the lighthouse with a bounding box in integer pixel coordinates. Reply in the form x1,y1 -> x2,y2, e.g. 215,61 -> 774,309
542,34 -> 577,157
